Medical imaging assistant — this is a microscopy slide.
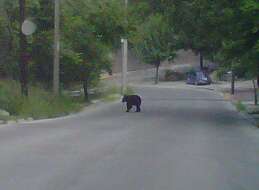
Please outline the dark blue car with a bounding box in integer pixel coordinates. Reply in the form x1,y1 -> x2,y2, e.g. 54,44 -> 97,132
186,70 -> 211,85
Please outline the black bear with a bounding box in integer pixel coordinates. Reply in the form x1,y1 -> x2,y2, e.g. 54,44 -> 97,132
122,95 -> 142,112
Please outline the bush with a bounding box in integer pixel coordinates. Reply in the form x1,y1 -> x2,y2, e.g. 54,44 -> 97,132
210,70 -> 221,81
235,101 -> 246,112
162,70 -> 186,81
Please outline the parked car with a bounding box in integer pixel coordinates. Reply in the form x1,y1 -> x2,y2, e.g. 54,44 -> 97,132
186,70 -> 212,85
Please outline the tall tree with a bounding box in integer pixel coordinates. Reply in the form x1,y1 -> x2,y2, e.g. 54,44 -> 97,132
19,0 -> 29,96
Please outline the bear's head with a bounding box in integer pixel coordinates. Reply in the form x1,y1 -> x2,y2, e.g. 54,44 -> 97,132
122,95 -> 128,103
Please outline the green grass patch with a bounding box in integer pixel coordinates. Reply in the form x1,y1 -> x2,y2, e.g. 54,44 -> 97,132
235,101 -> 246,112
0,80 -> 84,119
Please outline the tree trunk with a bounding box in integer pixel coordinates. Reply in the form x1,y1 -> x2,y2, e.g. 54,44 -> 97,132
155,62 -> 160,84
19,0 -> 28,96
252,80 -> 258,105
231,70 -> 235,95
200,52 -> 203,70
53,0 -> 60,95
83,80 -> 89,102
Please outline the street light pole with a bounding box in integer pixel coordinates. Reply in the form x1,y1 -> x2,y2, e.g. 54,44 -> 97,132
122,38 -> 128,94
53,0 -> 60,95
121,0 -> 128,94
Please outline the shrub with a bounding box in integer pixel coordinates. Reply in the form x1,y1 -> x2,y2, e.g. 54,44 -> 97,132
235,101 -> 246,112
163,70 -> 185,81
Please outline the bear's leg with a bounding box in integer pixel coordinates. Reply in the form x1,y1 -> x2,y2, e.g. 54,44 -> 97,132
126,103 -> 132,112
136,104 -> 141,112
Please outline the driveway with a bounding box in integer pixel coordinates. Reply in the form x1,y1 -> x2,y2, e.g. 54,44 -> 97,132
0,86 -> 258,190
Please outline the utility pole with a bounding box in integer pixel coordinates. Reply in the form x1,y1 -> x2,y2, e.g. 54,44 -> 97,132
121,0 -> 128,94
53,0 -> 60,95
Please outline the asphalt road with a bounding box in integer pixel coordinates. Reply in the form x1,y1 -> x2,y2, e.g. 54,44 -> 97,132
0,86 -> 259,190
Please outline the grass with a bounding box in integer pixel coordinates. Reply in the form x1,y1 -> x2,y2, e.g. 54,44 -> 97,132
0,80 -> 84,120
124,86 -> 135,95
102,94 -> 121,102
90,83 -> 135,102
0,80 -> 135,122
235,101 -> 246,112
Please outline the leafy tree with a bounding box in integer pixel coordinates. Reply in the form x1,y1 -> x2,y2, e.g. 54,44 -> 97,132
237,0 -> 259,86
170,0 -> 225,69
207,0 -> 259,101
61,0 -> 125,100
130,14 -> 177,84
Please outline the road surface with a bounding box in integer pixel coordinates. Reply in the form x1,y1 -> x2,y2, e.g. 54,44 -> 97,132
0,86 -> 259,190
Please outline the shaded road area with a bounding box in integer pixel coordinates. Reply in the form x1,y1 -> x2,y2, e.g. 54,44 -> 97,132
0,86 -> 259,190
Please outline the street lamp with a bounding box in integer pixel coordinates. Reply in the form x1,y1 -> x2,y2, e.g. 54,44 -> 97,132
21,19 -> 36,67
22,19 -> 36,36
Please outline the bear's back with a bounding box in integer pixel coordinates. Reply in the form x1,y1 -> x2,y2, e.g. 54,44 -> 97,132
127,95 -> 141,105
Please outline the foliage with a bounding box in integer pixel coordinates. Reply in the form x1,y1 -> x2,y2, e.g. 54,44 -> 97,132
130,13 -> 177,83
155,0 -> 259,83
131,14 -> 176,65
29,0 -> 54,87
61,0 -> 125,100
0,0 -> 126,101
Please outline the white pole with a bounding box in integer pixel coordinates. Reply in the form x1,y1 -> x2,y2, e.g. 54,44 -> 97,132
122,39 -> 128,94
121,0 -> 128,94
53,0 -> 60,95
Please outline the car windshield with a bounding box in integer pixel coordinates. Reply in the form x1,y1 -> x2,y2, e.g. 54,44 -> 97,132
197,71 -> 204,78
